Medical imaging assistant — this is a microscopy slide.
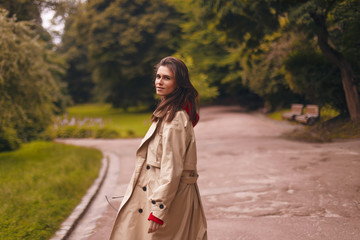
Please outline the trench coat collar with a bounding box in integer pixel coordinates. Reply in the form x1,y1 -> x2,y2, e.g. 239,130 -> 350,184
136,120 -> 159,156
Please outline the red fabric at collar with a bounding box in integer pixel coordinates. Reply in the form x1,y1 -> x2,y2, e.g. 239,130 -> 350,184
182,102 -> 199,127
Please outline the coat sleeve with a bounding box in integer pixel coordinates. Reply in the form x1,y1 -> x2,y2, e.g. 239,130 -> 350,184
149,111 -> 189,220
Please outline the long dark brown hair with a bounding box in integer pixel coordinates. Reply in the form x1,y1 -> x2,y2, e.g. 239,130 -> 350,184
151,56 -> 199,124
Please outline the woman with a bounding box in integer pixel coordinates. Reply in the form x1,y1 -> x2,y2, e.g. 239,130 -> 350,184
110,56 -> 207,240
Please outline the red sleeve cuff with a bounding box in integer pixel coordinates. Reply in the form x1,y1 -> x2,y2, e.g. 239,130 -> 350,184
148,212 -> 164,225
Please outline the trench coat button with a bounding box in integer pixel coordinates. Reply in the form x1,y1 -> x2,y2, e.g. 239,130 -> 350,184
138,208 -> 143,213
152,200 -> 156,204
146,165 -> 150,170
142,186 -> 147,191
159,204 -> 164,209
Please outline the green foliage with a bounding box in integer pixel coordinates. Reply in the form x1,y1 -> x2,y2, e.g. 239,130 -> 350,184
174,54 -> 219,102
169,0 -> 235,102
0,0 -> 61,44
320,105 -> 340,121
44,122 -> 122,139
287,0 -> 360,70
239,31 -> 304,110
94,127 -> 120,138
0,127 -> 21,151
0,0 -> 42,23
267,108 -> 291,121
189,0 -> 360,115
3,0 -> 357,128
89,0 -> 180,108
329,0 -> 360,75
0,141 -> 102,239
0,9 -> 66,151
60,0 -> 182,108
284,47 -> 347,112
201,0 -> 280,48
57,1 -> 94,103
285,0 -> 360,120
169,0 -> 297,108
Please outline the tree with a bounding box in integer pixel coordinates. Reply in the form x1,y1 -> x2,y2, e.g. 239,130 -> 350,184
0,0 -> 42,23
291,0 -> 360,122
0,0 -> 57,43
168,0 -> 223,102
239,31 -> 305,110
60,0 -> 182,108
0,9 -> 64,151
200,0 -> 360,121
58,1 -> 94,103
0,0 -> 70,109
284,39 -> 346,111
173,0 -> 297,109
170,0 -> 267,105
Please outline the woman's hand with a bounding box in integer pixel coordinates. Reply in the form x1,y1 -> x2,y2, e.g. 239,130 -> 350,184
148,221 -> 161,233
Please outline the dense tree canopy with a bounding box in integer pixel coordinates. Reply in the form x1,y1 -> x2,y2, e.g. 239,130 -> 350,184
167,0 -> 297,109
2,0 -> 360,152
189,0 -> 360,120
60,0 -> 183,108
57,2 -> 93,103
57,0 -> 360,119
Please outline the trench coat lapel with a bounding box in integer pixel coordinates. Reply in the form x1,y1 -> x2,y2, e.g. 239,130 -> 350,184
119,120 -> 159,210
136,120 -> 158,156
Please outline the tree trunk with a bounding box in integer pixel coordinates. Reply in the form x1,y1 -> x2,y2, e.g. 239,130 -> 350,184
311,12 -> 360,123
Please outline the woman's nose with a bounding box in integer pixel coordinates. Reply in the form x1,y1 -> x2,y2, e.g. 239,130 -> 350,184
156,78 -> 163,84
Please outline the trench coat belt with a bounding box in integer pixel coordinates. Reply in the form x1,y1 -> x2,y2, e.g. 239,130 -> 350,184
180,170 -> 198,184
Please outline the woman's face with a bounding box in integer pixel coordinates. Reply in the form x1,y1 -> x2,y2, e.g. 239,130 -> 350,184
155,66 -> 177,97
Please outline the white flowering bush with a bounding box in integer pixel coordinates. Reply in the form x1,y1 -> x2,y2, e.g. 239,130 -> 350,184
42,115 -> 121,139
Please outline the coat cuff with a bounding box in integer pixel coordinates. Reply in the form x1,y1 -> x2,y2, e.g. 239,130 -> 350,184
148,212 -> 164,225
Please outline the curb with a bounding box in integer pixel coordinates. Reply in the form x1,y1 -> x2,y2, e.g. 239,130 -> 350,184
50,154 -> 110,240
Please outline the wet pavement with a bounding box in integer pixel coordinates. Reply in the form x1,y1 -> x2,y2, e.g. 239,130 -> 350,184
58,106 -> 360,240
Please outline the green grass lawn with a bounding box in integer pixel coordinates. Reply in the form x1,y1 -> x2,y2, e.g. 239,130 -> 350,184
0,141 -> 102,240
267,108 -> 291,121
49,103 -> 152,139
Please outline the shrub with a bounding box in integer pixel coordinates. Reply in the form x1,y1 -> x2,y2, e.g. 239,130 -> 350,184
0,127 -> 21,151
42,116 -> 121,139
94,128 -> 120,138
0,9 -> 66,151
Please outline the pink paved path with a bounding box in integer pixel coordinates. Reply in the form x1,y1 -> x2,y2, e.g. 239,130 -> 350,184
58,106 -> 360,240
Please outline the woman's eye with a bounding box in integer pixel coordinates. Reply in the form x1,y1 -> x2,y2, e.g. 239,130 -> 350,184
156,75 -> 161,79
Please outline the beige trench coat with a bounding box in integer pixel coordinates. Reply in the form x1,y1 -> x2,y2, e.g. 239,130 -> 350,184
110,110 -> 207,240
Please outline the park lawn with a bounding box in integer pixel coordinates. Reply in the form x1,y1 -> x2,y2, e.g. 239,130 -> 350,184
0,141 -> 102,240
64,103 -> 152,138
267,108 -> 291,121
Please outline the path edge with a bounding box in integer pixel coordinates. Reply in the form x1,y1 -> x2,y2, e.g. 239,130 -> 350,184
50,154 -> 110,240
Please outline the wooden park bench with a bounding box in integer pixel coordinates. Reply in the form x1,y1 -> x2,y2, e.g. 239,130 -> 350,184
282,104 -> 304,120
295,104 -> 320,125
